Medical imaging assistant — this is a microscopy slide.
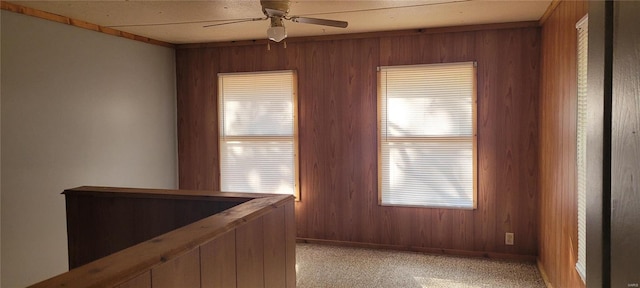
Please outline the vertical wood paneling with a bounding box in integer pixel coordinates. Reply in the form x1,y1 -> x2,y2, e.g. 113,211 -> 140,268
177,48 -> 220,190
201,231 -> 237,288
475,29 -> 499,254
284,202 -> 296,288
538,1 -> 588,287
219,44 -> 289,73
177,26 -> 540,257
151,248 -> 200,288
66,195 -> 241,268
263,206 -> 286,288
611,1 -> 640,285
473,28 -> 541,256
236,217 -> 265,288
39,191 -> 294,288
116,272 -> 151,288
293,38 -> 380,245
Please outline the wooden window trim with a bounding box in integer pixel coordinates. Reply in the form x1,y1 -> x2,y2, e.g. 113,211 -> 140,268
377,62 -> 478,210
217,70 -> 300,200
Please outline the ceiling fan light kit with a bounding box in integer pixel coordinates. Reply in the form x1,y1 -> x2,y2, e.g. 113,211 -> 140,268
267,16 -> 287,42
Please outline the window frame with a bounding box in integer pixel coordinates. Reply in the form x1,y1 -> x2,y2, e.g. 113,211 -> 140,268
217,70 -> 300,199
377,62 -> 478,209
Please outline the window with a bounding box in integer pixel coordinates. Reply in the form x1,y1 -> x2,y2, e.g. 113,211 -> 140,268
378,62 -> 477,209
218,70 -> 298,197
575,14 -> 588,283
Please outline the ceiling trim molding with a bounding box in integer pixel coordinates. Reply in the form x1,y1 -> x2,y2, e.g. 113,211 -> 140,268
1,1 -> 175,48
178,21 -> 540,49
538,0 -> 562,25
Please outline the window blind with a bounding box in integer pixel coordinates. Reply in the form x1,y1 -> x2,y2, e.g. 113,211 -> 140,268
218,71 -> 298,196
575,14 -> 588,283
379,62 -> 476,209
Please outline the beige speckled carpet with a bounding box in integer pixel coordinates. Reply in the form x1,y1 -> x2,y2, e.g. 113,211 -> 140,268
296,243 -> 545,288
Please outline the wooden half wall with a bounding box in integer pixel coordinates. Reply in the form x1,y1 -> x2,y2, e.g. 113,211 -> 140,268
538,0 -> 588,287
64,187 -> 248,269
31,187 -> 296,288
177,24 -> 540,258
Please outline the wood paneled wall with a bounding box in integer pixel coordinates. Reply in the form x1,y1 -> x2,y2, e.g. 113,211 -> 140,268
135,202 -> 295,288
177,25 -> 540,257
538,0 -> 588,287
65,192 -> 245,268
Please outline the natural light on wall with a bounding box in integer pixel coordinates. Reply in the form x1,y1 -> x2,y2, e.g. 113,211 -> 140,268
378,62 -> 477,209
218,71 -> 298,196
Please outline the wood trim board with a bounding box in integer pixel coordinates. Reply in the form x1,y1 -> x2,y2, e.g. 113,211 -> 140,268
0,1 -> 174,48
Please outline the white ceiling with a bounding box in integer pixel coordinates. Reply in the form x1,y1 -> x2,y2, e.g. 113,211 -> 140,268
11,0 -> 551,44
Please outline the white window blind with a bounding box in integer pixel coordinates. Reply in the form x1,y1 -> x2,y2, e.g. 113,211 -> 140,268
575,14 -> 588,283
218,71 -> 298,197
378,62 -> 477,209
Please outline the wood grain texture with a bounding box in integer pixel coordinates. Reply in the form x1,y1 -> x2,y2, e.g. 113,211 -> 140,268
177,26 -> 540,257
476,27 -> 540,256
585,2 -> 606,286
200,231 -> 237,288
0,2 -> 173,48
65,193 -> 242,268
151,248 -> 200,288
236,217 -> 265,288
116,272 -> 151,288
538,0 -> 588,287
32,189 -> 294,288
176,47 -> 220,190
263,205 -> 286,288
65,186 -> 270,199
284,202 -> 296,287
178,21 -> 539,49
611,1 -> 640,286
539,0 -> 562,25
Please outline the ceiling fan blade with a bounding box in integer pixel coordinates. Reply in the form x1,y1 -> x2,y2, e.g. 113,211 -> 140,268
290,16 -> 348,28
264,7 -> 287,18
203,17 -> 266,28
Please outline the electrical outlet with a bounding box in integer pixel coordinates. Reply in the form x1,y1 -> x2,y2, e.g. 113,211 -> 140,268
505,232 -> 514,245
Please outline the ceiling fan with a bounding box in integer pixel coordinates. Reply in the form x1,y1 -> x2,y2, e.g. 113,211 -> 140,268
204,0 -> 348,43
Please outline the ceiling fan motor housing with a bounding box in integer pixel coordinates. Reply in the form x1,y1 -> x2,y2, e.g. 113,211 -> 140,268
260,0 -> 290,16
258,0 -> 347,42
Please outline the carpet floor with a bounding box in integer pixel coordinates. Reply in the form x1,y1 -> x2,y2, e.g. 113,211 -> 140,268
295,243 -> 545,288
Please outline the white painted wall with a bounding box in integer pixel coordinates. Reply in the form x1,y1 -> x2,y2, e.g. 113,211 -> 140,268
1,11 -> 177,287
